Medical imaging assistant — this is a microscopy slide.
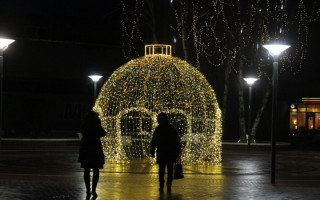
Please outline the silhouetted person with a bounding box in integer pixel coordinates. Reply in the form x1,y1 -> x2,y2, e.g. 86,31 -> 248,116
151,113 -> 181,192
78,110 -> 106,199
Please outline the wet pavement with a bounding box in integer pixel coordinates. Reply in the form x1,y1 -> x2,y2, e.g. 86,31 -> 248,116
0,143 -> 319,199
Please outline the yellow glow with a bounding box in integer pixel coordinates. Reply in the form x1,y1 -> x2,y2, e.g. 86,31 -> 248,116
302,97 -> 320,102
98,162 -> 224,199
93,45 -> 222,164
145,44 -> 172,56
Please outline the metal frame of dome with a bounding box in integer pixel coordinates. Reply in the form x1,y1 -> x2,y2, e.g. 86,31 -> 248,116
93,44 -> 222,164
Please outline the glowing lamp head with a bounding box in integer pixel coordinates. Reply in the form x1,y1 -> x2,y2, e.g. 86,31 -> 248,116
0,38 -> 15,50
88,75 -> 103,83
262,44 -> 290,59
244,78 -> 258,86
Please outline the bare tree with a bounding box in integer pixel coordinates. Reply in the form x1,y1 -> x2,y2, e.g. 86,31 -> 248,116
176,0 -> 320,141
121,0 -> 320,141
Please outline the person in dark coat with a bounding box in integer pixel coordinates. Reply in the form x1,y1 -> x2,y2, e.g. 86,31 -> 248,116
78,110 -> 106,199
151,113 -> 181,192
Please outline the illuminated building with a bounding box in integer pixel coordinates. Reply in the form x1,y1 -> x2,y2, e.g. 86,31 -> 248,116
93,44 -> 222,164
289,97 -> 320,136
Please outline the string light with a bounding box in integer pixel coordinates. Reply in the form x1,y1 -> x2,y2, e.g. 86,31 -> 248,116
93,45 -> 222,164
120,0 -> 145,60
171,0 -> 318,76
119,1 -> 319,145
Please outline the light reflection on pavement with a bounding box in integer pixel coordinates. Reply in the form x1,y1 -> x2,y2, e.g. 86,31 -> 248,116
0,145 -> 319,199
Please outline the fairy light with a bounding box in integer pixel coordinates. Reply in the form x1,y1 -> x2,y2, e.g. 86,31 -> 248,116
170,0 -> 318,75
119,1 -> 318,149
93,45 -> 222,164
120,0 -> 145,60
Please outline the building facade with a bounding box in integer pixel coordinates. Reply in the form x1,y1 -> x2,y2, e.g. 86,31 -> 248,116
289,97 -> 320,135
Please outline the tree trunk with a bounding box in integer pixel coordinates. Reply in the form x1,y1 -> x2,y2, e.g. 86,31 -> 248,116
250,82 -> 271,141
179,0 -> 188,62
191,3 -> 200,70
238,60 -> 246,142
146,0 -> 157,43
221,63 -> 231,130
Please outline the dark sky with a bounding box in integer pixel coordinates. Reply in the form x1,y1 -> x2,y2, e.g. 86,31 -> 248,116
0,0 -> 124,95
0,0 -> 121,44
0,0 -> 319,98
280,21 -> 320,99
0,0 -> 319,139
0,0 -> 122,73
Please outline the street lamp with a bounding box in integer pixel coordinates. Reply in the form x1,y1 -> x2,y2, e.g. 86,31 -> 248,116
263,43 -> 290,184
88,75 -> 103,101
0,38 -> 15,134
244,77 -> 258,152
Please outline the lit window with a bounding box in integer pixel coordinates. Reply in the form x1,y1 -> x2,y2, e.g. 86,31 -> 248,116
290,109 -> 297,130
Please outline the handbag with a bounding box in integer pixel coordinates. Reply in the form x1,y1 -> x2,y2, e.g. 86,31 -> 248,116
174,162 -> 184,179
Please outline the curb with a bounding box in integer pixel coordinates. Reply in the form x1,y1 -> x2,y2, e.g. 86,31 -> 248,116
222,142 -> 291,151
0,138 -> 80,146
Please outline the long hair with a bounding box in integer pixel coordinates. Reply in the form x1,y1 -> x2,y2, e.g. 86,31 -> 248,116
81,111 -> 100,138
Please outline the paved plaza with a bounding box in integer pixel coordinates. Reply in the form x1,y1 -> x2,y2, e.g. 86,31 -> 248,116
0,142 -> 319,200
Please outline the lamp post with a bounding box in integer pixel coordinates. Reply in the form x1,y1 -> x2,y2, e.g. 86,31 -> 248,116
244,77 -> 258,152
262,44 -> 290,184
0,38 -> 15,134
88,75 -> 103,101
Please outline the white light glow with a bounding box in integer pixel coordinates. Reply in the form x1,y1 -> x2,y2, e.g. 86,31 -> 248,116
88,75 -> 103,82
262,44 -> 290,58
0,38 -> 15,49
244,78 -> 258,85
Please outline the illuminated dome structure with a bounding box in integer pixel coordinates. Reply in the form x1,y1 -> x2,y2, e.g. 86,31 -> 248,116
93,45 -> 222,164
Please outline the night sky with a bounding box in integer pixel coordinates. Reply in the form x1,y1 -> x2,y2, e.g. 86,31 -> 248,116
0,0 -> 319,138
0,0 -> 123,91
0,1 -> 319,95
